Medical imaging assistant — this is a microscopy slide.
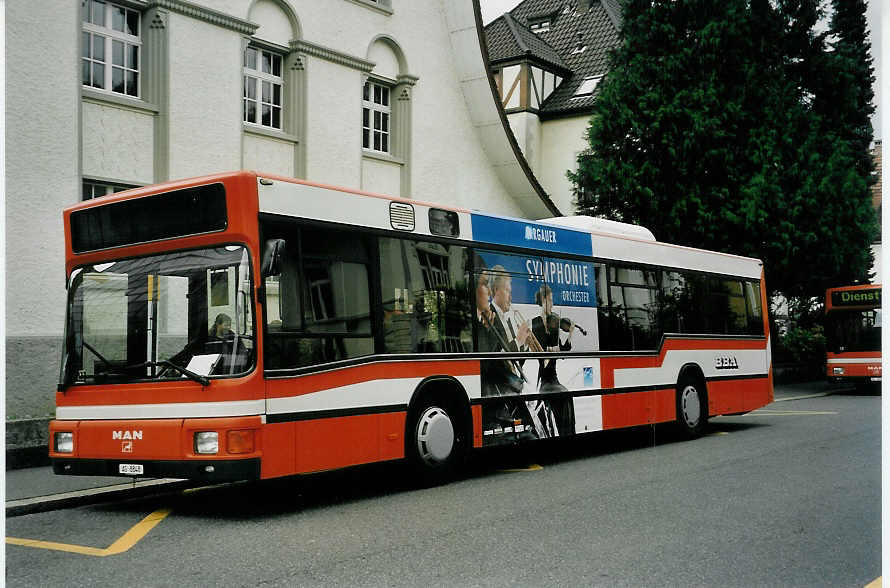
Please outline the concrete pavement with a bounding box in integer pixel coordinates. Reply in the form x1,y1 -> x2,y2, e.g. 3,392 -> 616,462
4,380 -> 858,517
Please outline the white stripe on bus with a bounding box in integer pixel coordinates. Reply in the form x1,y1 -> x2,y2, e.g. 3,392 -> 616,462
612,349 -> 769,388
55,399 -> 266,421
266,374 -> 481,416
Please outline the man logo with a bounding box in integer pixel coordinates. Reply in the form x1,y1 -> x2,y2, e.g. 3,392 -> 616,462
121,441 -> 133,453
112,430 -> 143,440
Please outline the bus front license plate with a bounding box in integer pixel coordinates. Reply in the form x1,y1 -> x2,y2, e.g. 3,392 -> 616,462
119,463 -> 143,475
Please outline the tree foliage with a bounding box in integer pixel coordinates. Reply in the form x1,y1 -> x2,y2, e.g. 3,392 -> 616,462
569,0 -> 878,300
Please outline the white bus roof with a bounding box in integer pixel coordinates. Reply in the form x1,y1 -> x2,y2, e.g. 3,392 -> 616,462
257,175 -> 763,280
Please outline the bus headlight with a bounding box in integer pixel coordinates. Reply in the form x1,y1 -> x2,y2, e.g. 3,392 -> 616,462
194,432 -> 219,454
833,367 -> 845,375
54,432 -> 74,453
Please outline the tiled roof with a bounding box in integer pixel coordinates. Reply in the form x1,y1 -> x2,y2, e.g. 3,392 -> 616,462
485,0 -> 622,116
486,13 -> 570,73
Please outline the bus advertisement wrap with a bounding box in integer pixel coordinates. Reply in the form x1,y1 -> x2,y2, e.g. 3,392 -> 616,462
475,250 -> 601,445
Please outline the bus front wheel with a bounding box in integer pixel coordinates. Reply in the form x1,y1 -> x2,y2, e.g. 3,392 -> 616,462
676,375 -> 708,438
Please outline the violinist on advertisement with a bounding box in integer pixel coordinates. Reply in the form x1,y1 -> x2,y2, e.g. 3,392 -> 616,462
531,284 -> 580,436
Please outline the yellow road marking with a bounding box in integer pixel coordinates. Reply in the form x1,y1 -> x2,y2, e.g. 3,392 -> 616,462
864,577 -> 881,588
708,431 -> 730,436
6,507 -> 172,557
499,464 -> 544,472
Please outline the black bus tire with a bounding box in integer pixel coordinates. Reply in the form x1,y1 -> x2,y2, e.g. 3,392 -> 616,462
406,398 -> 466,485
676,374 -> 708,438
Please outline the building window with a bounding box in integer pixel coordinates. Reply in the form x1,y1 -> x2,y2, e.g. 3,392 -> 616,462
573,76 -> 602,98
243,47 -> 283,130
529,19 -> 551,33
81,0 -> 141,97
82,180 -> 133,200
362,80 -> 391,153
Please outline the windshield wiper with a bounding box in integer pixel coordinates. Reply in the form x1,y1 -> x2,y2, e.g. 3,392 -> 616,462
81,340 -> 131,378
62,340 -> 211,387
136,360 -> 211,387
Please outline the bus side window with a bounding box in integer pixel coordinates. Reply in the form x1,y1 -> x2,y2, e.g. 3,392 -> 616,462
600,265 -> 660,351
744,281 -> 764,336
378,237 -> 472,354
262,225 -> 374,370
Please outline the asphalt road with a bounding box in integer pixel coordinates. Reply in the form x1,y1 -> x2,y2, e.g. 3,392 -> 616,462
6,387 -> 880,587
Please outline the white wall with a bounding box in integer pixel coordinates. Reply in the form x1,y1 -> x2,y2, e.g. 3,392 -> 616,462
243,134 -> 295,177
539,114 -> 590,215
6,0 -> 80,417
506,111 -> 542,175
304,57 -> 364,188
81,102 -> 154,184
167,14 -> 243,178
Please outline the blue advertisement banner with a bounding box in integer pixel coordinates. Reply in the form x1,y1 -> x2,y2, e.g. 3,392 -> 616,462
477,250 -> 597,308
470,214 -> 593,257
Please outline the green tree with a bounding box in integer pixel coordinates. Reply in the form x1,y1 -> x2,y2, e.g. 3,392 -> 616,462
570,0 -> 877,300
821,0 -> 875,179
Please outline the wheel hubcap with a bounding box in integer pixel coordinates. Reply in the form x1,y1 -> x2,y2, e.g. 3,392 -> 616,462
416,407 -> 454,466
681,385 -> 701,427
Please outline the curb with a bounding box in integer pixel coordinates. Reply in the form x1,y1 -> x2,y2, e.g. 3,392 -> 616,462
5,478 -> 195,518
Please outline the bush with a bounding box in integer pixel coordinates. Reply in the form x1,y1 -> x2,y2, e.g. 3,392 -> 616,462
773,324 -> 826,381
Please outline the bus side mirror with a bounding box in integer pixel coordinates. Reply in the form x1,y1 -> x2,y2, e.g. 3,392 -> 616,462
261,239 -> 285,277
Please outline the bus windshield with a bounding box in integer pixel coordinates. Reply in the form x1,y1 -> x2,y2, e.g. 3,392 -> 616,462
826,308 -> 881,353
60,245 -> 255,387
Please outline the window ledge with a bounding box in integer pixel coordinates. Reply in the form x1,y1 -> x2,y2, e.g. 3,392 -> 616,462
362,150 -> 404,166
82,87 -> 159,114
243,124 -> 299,144
344,0 -> 393,16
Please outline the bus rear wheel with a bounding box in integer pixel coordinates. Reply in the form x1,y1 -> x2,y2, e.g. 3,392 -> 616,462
676,375 -> 708,438
406,400 -> 465,485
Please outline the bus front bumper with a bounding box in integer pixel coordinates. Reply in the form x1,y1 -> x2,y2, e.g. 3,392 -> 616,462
51,457 -> 261,481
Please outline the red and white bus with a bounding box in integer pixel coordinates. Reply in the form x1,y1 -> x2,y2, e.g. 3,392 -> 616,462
50,171 -> 773,482
825,284 -> 881,388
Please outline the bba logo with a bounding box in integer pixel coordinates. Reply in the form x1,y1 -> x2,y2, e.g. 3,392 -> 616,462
714,355 -> 739,370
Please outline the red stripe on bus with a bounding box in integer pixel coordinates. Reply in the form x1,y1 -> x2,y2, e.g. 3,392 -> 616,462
265,360 -> 480,398
827,351 -> 881,359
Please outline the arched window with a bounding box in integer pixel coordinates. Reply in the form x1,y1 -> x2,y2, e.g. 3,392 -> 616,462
243,0 -> 305,176
363,37 -> 417,195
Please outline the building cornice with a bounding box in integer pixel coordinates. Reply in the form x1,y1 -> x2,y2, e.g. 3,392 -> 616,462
146,0 -> 259,35
343,0 -> 394,17
291,39 -> 374,72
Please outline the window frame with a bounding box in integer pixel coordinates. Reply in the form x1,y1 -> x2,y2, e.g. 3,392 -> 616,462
362,79 -> 392,155
81,0 -> 142,98
529,19 -> 551,33
243,46 -> 285,131
82,180 -> 137,201
572,76 -> 602,99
